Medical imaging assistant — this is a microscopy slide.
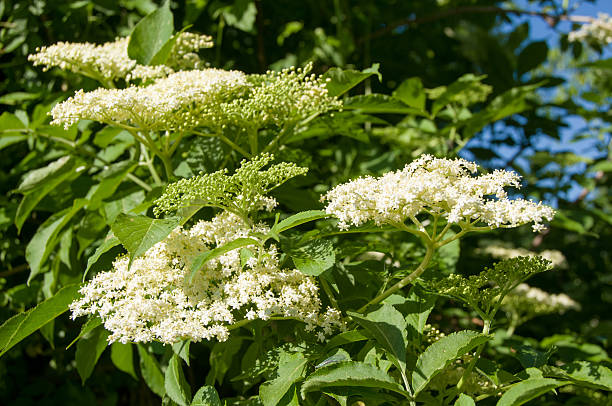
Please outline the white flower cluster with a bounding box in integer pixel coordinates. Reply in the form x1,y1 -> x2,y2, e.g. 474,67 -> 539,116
51,69 -> 248,131
568,13 -> 612,45
478,245 -> 567,269
503,283 -> 580,317
322,155 -> 555,232
70,212 -> 344,344
28,33 -> 213,83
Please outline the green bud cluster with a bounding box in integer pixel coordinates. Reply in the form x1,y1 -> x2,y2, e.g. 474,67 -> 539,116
154,153 -> 308,216
429,256 -> 552,316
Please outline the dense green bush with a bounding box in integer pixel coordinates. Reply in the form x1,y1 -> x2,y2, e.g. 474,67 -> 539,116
1,1 -> 612,405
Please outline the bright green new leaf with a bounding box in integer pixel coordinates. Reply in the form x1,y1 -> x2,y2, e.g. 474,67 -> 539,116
0,284 -> 81,357
75,325 -> 110,384
138,344 -> 166,398
496,378 -> 568,406
393,77 -> 426,110
271,210 -> 329,235
412,330 -> 491,395
111,213 -> 180,265
111,342 -> 137,379
127,1 -> 174,65
190,238 -> 259,281
165,354 -> 192,406
191,385 -> 222,406
323,64 -> 381,97
301,361 -> 409,397
260,352 -> 307,406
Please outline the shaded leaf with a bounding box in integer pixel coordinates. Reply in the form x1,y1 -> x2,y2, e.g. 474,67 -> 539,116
138,344 -> 166,397
290,238 -> 335,276
111,342 -> 137,379
393,77 -> 426,110
260,352 -> 307,406
83,233 -> 120,281
190,238 -> 258,281
76,325 -> 110,384
455,393 -> 476,406
496,378 -> 567,406
127,1 -> 174,65
165,354 -> 192,406
192,385 -> 222,406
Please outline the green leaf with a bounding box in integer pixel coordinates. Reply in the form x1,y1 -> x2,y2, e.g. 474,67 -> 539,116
271,210 -> 329,234
348,305 -> 408,381
301,361 -> 409,397
26,199 -> 86,283
454,393 -> 475,406
111,213 -> 180,265
76,325 -> 110,384
221,0 -> 256,32
514,345 -> 555,369
0,284 -> 81,357
518,41 -> 549,75
84,233 -> 121,281
393,78 -> 426,110
323,64 -> 381,97
412,330 -> 491,395
127,1 -> 174,65
0,112 -> 27,149
496,378 -> 567,406
189,238 -> 258,281
546,361 -> 612,391
86,161 -> 137,210
290,239 -> 335,276
66,317 -> 102,349
260,352 -> 307,406
173,340 -> 191,367
401,286 -> 436,343
165,354 -> 192,406
580,57 -> 612,69
111,342 -> 137,379
343,94 -> 426,115
15,156 -> 81,232
191,385 -> 222,406
138,344 -> 166,397
324,330 -> 370,351
149,26 -> 187,66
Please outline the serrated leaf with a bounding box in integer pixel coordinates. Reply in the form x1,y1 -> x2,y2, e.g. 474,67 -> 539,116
393,77 -> 426,110
324,330 -> 369,351
271,210 -> 329,234
86,161 -> 137,210
260,353 -> 307,406
111,213 -> 180,265
138,344 -> 166,397
412,330 -> 491,395
401,285 -> 436,343
173,340 -> 191,367
127,1 -> 174,65
0,284 -> 81,357
26,199 -> 86,283
190,238 -> 258,281
111,342 -> 137,379
76,325 -> 110,384
496,378 -> 567,406
348,305 -> 408,382
322,64 -> 381,97
84,233 -> 121,281
191,385 -> 222,406
514,345 -> 555,369
301,361 -> 409,397
165,354 -> 192,406
454,393 -> 475,406
550,361 -> 612,391
290,238 -> 335,276
66,317 -> 102,349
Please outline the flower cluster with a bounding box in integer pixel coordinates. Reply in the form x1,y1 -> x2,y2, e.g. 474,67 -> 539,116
430,256 -> 552,315
28,33 -> 213,84
216,64 -> 342,131
478,244 -> 567,269
154,153 -> 307,216
502,283 -> 580,326
70,211 -> 344,344
568,13 -> 612,46
50,69 -> 248,131
322,154 -> 555,232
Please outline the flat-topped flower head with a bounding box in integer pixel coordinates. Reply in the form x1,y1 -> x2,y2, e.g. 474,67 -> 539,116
50,68 -> 248,131
70,211 -> 344,344
322,154 -> 555,232
28,33 -> 213,84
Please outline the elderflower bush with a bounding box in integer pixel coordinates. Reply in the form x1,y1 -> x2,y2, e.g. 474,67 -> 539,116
4,5 -> 608,406
569,13 -> 612,46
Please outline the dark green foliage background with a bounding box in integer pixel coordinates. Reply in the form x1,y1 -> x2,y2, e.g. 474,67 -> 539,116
1,0 -> 611,404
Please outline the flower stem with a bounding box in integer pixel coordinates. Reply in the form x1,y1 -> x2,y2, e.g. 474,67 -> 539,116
457,318 -> 491,391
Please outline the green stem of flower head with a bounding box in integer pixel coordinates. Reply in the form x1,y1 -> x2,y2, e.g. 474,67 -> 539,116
140,144 -> 162,186
193,130 -> 251,158
168,132 -> 186,156
457,318 -> 491,392
248,127 -> 259,155
357,243 -> 435,313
